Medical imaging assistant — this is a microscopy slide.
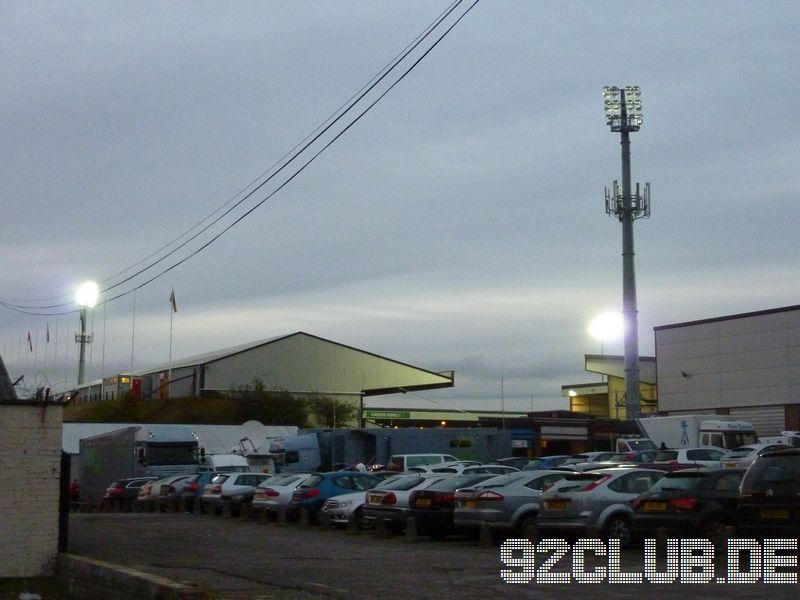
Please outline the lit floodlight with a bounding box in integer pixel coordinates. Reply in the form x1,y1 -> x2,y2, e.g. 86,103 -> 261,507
76,281 -> 99,307
588,312 -> 624,342
603,84 -> 643,131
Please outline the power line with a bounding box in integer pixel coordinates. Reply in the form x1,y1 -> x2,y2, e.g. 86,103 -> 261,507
0,1 -> 477,315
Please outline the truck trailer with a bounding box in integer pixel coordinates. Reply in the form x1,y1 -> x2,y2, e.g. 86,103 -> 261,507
636,414 -> 758,450
79,425 -> 201,502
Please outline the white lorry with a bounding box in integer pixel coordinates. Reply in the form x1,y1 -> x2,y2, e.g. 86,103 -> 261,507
636,414 -> 758,451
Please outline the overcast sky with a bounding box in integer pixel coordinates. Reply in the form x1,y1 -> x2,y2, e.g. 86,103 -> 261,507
2,1 -> 799,412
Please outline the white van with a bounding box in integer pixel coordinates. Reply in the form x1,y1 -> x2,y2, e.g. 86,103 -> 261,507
198,453 -> 252,473
387,453 -> 459,472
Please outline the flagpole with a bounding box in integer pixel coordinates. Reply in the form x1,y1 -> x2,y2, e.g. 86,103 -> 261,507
131,290 -> 136,375
168,288 -> 176,398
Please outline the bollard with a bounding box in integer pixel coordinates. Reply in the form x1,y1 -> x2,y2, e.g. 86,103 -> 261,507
479,522 -> 494,548
404,516 -> 419,543
346,514 -> 360,535
319,511 -> 331,531
299,508 -> 311,528
276,508 -> 288,527
375,516 -> 391,539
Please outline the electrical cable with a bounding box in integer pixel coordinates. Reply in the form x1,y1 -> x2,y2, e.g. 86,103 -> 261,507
1,0 -> 479,315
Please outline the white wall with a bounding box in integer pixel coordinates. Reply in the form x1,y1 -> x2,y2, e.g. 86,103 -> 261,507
655,307 -> 800,432
0,401 -> 63,577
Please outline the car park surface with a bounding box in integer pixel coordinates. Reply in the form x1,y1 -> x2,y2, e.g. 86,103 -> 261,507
67,510 -> 799,599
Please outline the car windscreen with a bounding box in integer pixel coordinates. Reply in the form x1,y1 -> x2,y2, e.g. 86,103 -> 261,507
210,474 -> 229,484
741,455 -> 800,494
425,474 -> 495,492
654,451 -> 678,462
649,473 -> 705,491
374,476 -> 429,491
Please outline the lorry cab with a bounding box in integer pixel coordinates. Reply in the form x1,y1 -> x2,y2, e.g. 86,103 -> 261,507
199,453 -> 252,473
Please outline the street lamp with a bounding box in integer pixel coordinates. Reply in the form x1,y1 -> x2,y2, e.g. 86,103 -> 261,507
76,281 -> 98,386
602,85 -> 651,420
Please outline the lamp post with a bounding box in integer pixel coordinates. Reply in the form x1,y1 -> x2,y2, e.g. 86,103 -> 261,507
76,281 -> 98,386
602,85 -> 651,419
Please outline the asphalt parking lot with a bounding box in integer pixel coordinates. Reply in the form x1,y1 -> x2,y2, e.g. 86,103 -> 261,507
68,512 -> 799,599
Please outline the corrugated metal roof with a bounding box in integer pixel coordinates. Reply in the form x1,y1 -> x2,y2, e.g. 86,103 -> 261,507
131,334 -> 290,375
62,422 -> 297,454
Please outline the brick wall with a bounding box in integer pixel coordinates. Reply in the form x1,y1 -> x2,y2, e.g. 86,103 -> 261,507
0,400 -> 63,577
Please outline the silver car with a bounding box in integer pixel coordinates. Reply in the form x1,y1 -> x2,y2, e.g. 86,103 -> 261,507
536,467 -> 665,548
251,473 -> 313,517
453,470 -> 568,536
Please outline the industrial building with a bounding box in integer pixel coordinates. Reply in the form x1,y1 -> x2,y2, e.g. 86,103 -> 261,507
72,332 -> 455,427
654,304 -> 800,435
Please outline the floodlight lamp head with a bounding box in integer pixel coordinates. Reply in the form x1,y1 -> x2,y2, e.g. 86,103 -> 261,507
76,281 -> 99,308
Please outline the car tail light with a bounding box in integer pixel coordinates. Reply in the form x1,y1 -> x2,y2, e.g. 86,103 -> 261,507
670,497 -> 699,511
186,482 -> 199,493
476,491 -> 504,502
304,488 -> 321,498
382,492 -> 397,505
633,498 -> 642,509
108,487 -> 123,497
581,475 -> 611,492
262,488 -> 280,497
433,493 -> 456,506
211,484 -> 222,494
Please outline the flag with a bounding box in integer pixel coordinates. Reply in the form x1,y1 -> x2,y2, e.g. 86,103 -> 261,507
169,289 -> 177,313
27,331 -> 32,352
46,322 -> 50,343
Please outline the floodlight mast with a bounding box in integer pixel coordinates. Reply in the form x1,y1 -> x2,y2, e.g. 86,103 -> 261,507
75,281 -> 98,386
602,86 -> 651,420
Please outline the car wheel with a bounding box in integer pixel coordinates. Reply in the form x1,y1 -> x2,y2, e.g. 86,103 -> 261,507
702,516 -> 726,547
604,516 -> 632,549
518,515 -> 539,541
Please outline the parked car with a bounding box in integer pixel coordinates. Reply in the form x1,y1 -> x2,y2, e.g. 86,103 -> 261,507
737,448 -> 800,539
650,448 -> 727,469
104,477 -> 158,509
362,473 -> 453,531
424,464 -> 520,476
631,468 -> 746,546
408,473 -> 497,538
453,470 -> 569,537
135,474 -> 191,510
536,467 -> 665,548
521,455 -> 572,470
407,460 -> 481,473
386,454 -> 460,472
200,472 -> 272,516
491,457 -> 537,470
158,475 -> 194,510
560,452 -> 617,466
288,472 -> 381,521
252,473 -> 313,518
319,472 -> 408,529
605,450 -> 661,464
722,443 -> 792,469
181,471 -> 219,512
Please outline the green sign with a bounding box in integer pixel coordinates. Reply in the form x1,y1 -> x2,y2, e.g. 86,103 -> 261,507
364,410 -> 411,419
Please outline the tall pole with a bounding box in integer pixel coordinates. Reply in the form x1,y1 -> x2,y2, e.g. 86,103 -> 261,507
603,86 -> 650,420
619,94 -> 640,419
77,306 -> 88,386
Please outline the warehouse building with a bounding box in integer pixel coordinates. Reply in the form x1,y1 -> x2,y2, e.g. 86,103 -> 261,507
654,304 -> 800,436
73,332 -> 455,426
